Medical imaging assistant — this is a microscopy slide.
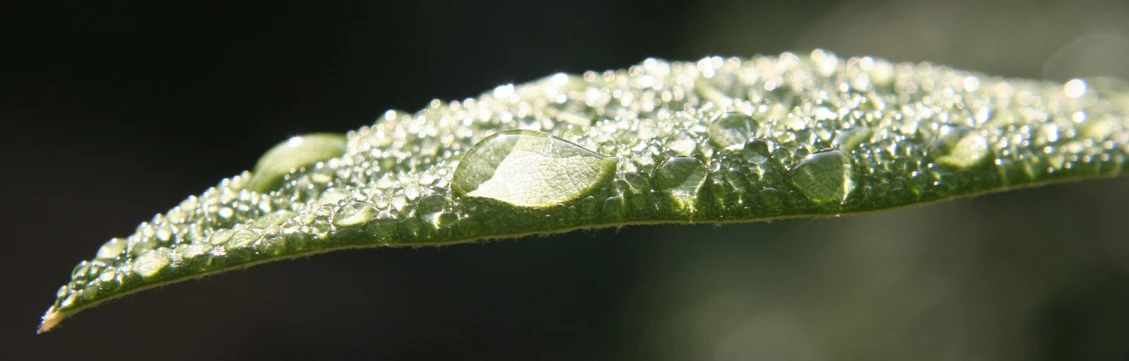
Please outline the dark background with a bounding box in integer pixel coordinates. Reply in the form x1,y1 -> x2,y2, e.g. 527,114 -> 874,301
4,0 -> 1129,360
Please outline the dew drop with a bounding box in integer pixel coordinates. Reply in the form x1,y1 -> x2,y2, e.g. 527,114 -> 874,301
414,194 -> 447,227
316,188 -> 348,207
665,131 -> 698,155
742,139 -> 774,165
707,112 -> 755,151
70,261 -> 91,280
227,229 -> 260,249
179,242 -> 215,259
252,210 -> 297,229
451,130 -> 617,208
246,133 -> 348,193
833,127 -> 873,151
602,196 -> 627,219
758,187 -> 784,210
1064,78 -> 1087,98
579,195 -> 599,218
788,149 -> 856,206
155,227 -> 173,243
931,126 -> 990,168
133,250 -> 172,278
97,270 -> 119,284
1078,116 -> 1117,140
1034,124 -> 1060,145
623,172 -> 650,193
95,238 -> 127,260
333,201 -> 379,228
653,156 -> 708,201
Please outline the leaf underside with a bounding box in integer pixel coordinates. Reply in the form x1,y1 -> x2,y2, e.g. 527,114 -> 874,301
41,50 -> 1129,332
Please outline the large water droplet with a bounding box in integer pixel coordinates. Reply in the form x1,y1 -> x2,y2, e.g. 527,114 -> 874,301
246,133 -> 348,193
227,229 -> 260,249
333,201 -> 379,228
133,250 -> 172,278
653,156 -> 708,202
931,126 -> 990,168
707,112 -> 755,151
178,242 -> 214,259
95,238 -> 127,260
788,149 -> 856,206
451,130 -> 617,208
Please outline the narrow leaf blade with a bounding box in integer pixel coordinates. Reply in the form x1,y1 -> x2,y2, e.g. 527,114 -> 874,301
40,50 -> 1129,332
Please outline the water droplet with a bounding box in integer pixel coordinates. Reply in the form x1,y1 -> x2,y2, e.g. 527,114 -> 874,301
451,130 -> 617,208
317,188 -> 347,207
623,172 -> 650,193
97,269 -> 119,284
246,133 -> 348,193
783,114 -> 808,131
788,149 -> 856,206
931,126 -> 990,168
742,139 -> 774,165
95,238 -> 127,260
71,261 -> 91,280
1078,116 -> 1117,140
1034,124 -> 1060,145
227,229 -> 260,248
179,242 -> 214,259
833,127 -> 872,151
579,196 -> 599,218
415,194 -> 447,227
155,227 -> 173,243
707,112 -> 755,151
252,210 -> 297,229
207,229 -> 233,245
758,187 -> 784,210
1064,78 -> 1086,98
60,294 -> 77,308
653,156 -> 708,201
133,250 -> 171,278
665,131 -> 697,155
333,201 -> 379,227
602,196 -> 627,219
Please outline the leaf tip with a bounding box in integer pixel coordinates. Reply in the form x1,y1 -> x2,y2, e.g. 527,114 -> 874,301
38,308 -> 64,334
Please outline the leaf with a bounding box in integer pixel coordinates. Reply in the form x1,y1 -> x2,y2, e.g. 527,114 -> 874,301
40,50 -> 1129,333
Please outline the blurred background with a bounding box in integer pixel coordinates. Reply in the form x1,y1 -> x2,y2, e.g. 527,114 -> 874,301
4,0 -> 1129,360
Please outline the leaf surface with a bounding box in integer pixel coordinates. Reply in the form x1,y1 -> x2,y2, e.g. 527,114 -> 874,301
40,50 -> 1129,332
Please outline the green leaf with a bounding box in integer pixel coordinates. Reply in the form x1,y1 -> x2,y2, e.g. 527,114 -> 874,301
39,50 -> 1129,332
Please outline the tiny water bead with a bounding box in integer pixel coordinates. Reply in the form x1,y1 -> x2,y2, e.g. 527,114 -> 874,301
788,149 -> 856,206
451,129 -> 618,208
246,133 -> 348,193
